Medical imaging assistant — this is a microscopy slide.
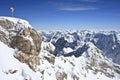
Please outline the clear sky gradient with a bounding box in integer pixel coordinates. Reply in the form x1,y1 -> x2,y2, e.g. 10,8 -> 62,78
0,0 -> 120,30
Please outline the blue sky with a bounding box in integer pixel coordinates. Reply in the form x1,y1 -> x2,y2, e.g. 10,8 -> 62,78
0,0 -> 120,30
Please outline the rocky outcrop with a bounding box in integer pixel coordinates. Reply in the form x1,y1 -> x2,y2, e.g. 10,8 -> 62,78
11,27 -> 41,56
0,17 -> 42,71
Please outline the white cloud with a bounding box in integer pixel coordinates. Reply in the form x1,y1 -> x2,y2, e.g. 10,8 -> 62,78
60,7 -> 97,11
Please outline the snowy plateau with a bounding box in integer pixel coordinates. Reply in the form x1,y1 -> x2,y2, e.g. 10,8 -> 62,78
0,17 -> 120,80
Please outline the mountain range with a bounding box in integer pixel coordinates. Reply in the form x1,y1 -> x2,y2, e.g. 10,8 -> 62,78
0,17 -> 120,80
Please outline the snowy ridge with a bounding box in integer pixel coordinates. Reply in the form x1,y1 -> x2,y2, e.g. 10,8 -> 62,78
0,16 -> 33,44
0,16 -> 32,28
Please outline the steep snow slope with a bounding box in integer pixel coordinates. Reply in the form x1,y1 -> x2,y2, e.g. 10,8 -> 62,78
0,41 -> 41,80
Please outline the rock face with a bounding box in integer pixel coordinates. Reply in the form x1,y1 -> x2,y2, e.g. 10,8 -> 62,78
11,28 -> 41,56
0,17 -> 42,71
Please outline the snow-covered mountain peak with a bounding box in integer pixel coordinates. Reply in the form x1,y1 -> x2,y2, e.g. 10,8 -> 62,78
0,16 -> 32,28
85,42 -> 96,48
0,16 -> 42,71
82,42 -> 106,62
